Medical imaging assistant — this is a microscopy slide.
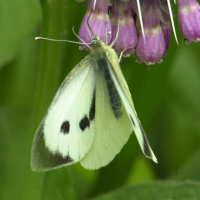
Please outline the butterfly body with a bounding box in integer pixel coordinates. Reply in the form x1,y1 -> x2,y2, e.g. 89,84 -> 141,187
31,36 -> 157,171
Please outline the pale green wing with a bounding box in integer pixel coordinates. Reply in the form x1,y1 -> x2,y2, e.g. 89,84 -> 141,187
107,52 -> 157,163
80,55 -> 133,170
31,55 -> 96,171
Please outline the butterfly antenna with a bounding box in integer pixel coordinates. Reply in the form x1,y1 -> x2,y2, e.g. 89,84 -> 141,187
35,37 -> 89,45
167,0 -> 179,44
72,26 -> 91,49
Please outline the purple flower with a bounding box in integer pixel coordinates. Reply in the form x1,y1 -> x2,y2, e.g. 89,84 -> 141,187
135,11 -> 166,65
177,0 -> 200,44
161,19 -> 171,53
77,0 -> 200,65
78,0 -> 112,50
111,1 -> 137,57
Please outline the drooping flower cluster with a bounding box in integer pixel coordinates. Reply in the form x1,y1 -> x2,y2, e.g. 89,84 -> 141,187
78,0 -> 200,65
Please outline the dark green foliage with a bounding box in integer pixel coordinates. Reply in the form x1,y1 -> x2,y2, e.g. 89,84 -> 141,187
1,0 -> 200,199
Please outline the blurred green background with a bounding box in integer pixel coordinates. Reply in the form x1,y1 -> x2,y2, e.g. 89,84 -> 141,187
1,0 -> 200,199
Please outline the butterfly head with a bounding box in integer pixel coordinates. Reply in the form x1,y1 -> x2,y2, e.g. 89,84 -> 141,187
91,36 -> 104,49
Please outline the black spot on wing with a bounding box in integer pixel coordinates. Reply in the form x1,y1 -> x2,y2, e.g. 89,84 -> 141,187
89,90 -> 96,121
138,122 -> 152,158
97,55 -> 122,119
60,121 -> 70,134
79,116 -> 90,131
129,115 -> 136,127
79,90 -> 95,132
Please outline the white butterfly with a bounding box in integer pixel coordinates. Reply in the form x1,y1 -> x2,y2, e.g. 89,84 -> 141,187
31,34 -> 157,171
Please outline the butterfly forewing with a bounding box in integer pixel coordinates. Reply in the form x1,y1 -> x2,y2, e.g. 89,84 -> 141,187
105,51 -> 157,162
31,56 -> 96,171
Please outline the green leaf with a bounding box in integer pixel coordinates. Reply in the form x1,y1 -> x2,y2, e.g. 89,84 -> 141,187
171,148 -> 200,181
90,181 -> 200,200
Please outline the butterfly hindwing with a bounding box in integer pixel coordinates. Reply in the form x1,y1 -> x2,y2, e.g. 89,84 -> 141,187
80,45 -> 157,170
80,51 -> 133,170
31,56 -> 96,171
